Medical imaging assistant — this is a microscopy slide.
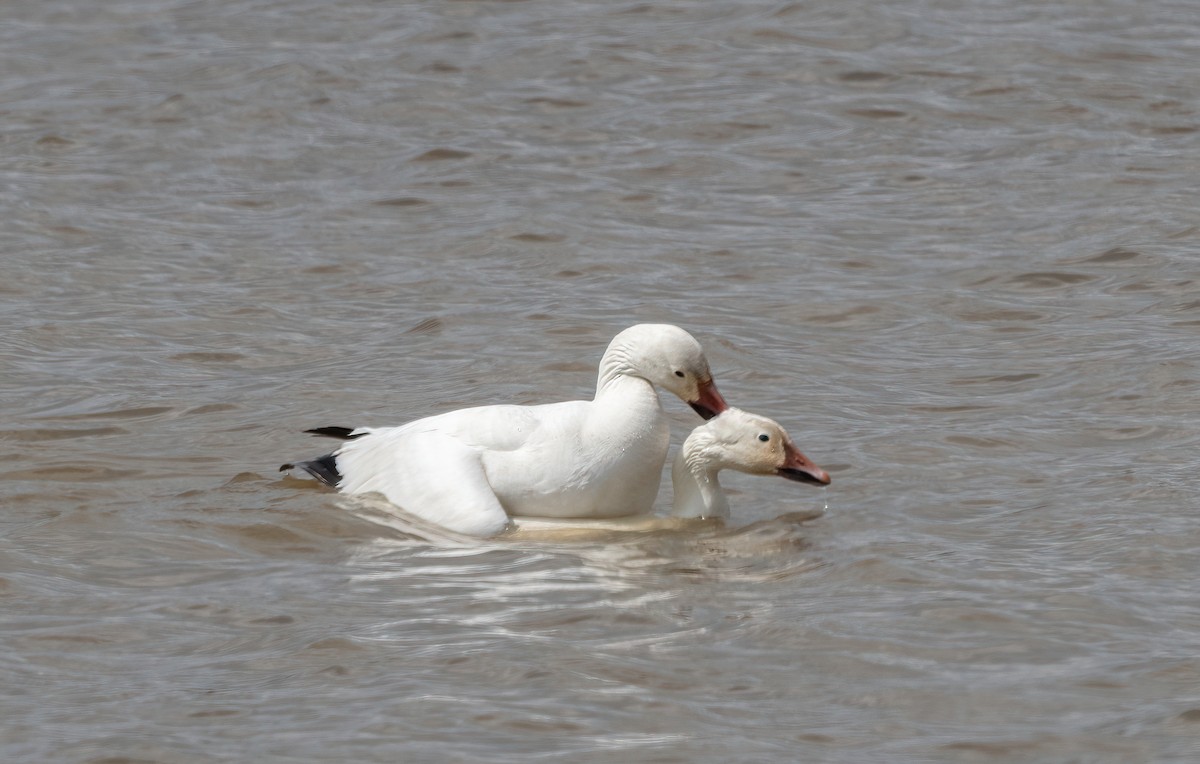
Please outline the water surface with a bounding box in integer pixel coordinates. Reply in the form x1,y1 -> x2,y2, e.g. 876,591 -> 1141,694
3,0 -> 1200,761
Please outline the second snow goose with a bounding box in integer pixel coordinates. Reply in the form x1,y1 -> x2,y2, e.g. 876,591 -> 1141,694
670,407 -> 830,520
510,407 -> 830,537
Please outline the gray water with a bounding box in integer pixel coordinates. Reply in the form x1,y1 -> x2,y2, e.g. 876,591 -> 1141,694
3,0 -> 1200,761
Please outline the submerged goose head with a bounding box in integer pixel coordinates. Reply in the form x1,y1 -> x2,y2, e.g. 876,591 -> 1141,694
672,407 -> 830,519
600,323 -> 728,419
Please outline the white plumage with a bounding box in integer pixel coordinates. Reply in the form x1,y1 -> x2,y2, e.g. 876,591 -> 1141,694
669,407 -> 831,521
282,324 -> 729,536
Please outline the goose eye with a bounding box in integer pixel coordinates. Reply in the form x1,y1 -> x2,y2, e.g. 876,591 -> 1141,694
674,370 -> 685,378
758,434 -> 770,442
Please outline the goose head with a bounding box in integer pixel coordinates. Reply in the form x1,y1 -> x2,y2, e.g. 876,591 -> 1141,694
686,407 -> 830,486
603,324 -> 729,419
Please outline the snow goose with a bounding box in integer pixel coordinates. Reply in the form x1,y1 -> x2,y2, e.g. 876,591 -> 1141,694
281,324 -> 728,536
508,407 -> 830,538
670,407 -> 830,520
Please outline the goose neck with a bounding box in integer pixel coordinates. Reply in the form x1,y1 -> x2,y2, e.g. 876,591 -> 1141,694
670,439 -> 729,519
596,342 -> 641,394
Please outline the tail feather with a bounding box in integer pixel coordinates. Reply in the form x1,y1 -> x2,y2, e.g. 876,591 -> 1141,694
279,453 -> 342,487
305,426 -> 366,441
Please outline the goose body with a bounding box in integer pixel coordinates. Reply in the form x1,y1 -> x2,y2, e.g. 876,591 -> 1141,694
282,324 -> 728,536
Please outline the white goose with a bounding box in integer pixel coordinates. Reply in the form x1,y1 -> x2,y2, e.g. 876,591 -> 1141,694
669,407 -> 830,520
281,324 -> 729,536
510,408 -> 831,538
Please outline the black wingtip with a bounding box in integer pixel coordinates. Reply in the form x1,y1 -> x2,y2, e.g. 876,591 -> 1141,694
280,453 -> 342,487
305,426 -> 365,441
